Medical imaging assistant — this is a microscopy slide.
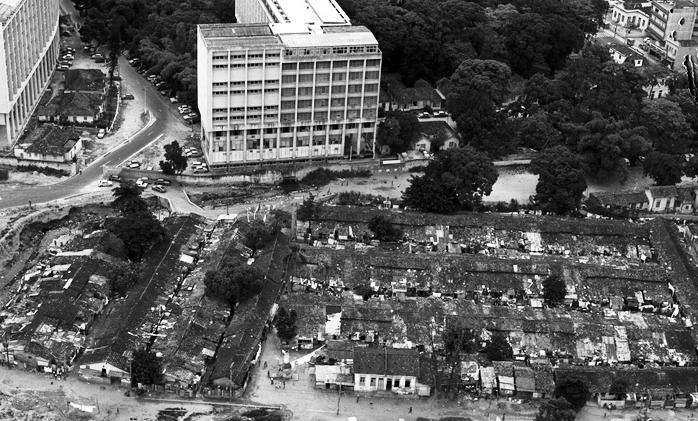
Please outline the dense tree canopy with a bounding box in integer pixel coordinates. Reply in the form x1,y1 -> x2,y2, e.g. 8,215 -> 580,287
542,274 -> 567,307
530,146 -> 587,215
555,378 -> 591,411
403,147 -> 498,213
275,307 -> 298,342
368,215 -> 403,242
535,397 -> 577,421
204,259 -> 264,308
131,348 -> 162,386
376,111 -> 422,154
485,334 -> 513,361
107,211 -> 166,261
159,140 -> 187,175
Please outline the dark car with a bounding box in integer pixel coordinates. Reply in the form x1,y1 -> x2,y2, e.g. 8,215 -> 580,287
121,94 -> 134,100
152,185 -> 167,193
154,178 -> 172,186
108,175 -> 122,182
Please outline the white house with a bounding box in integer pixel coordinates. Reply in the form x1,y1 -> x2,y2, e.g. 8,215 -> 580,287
13,125 -> 83,163
353,347 -> 424,395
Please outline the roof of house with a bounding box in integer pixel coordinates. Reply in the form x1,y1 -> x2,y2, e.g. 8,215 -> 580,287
435,77 -> 454,97
554,367 -> 698,394
590,190 -> 648,208
419,121 -> 457,140
327,339 -> 354,360
648,185 -> 678,198
64,69 -> 106,92
39,92 -> 103,118
18,125 -> 81,156
353,347 -> 419,377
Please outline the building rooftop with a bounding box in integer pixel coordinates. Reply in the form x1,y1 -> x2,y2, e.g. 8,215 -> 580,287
64,69 -> 106,93
252,0 -> 350,26
353,347 -> 420,377
198,20 -> 378,49
38,92 -> 104,118
0,0 -> 20,24
18,125 -> 81,156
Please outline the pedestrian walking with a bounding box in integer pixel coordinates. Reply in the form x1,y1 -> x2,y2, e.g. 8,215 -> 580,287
356,396 -> 360,403
263,361 -> 267,369
409,406 -> 412,414
271,378 -> 274,385
267,370 -> 270,378
283,380 -> 286,389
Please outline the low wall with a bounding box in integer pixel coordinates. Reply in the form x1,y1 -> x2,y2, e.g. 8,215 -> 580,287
0,206 -> 72,267
0,155 -> 76,175
103,166 -> 282,185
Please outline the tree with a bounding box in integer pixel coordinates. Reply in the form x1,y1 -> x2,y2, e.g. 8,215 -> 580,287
555,378 -> 591,411
516,113 -> 562,150
542,274 -> 567,307
130,348 -> 162,387
530,146 -> 587,215
297,195 -> 318,221
204,261 -> 264,308
535,397 -> 577,421
609,378 -> 629,400
112,181 -> 148,214
403,147 -> 498,213
110,263 -> 140,297
376,111 -> 421,154
244,220 -> 279,257
640,98 -> 694,155
107,211 -> 165,262
444,326 -> 479,355
159,140 -> 187,175
368,215 -> 403,242
274,307 -> 298,342
685,155 -> 698,179
643,152 -> 684,185
485,334 -> 513,361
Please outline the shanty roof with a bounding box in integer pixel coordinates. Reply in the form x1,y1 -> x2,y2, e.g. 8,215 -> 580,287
18,125 -> 81,156
648,185 -> 678,198
590,190 -> 648,208
353,347 -> 419,377
555,366 -> 698,395
38,92 -> 103,118
64,69 -> 106,92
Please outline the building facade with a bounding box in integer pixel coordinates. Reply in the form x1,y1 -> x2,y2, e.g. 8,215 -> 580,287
0,0 -> 60,150
197,0 -> 382,168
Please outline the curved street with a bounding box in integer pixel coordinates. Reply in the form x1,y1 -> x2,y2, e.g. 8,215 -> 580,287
0,56 -> 177,210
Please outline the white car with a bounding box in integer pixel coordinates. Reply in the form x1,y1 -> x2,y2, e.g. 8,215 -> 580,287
169,97 -> 178,103
62,54 -> 74,60
98,179 -> 113,187
135,180 -> 148,188
97,128 -> 106,139
127,161 -> 141,169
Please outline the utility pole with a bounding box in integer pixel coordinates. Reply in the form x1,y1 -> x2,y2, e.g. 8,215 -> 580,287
336,383 -> 342,415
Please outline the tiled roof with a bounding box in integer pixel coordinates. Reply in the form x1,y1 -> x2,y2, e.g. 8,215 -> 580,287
38,92 -> 103,118
380,74 -> 441,106
590,191 -> 648,208
64,69 -> 106,92
19,125 -> 81,156
353,347 -> 419,377
648,185 -> 678,198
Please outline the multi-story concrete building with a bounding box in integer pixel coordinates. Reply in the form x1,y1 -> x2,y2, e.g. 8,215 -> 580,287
642,0 -> 698,69
0,0 -> 60,150
197,0 -> 381,168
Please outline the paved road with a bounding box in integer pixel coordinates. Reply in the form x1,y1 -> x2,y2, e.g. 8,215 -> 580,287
0,56 -> 177,210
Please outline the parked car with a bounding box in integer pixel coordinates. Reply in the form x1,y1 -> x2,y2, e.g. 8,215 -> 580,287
152,185 -> 167,193
417,112 -> 432,119
434,110 -> 448,117
154,178 -> 171,186
135,179 -> 149,189
108,175 -> 122,182
98,179 -> 113,187
121,94 -> 135,100
127,161 -> 141,169
57,65 -> 70,71
91,53 -> 104,59
193,167 -> 208,173
61,54 -> 74,60
169,97 -> 178,103
94,57 -> 106,63
97,128 -> 106,139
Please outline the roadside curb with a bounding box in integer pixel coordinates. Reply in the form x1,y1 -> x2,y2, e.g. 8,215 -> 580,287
84,111 -> 156,170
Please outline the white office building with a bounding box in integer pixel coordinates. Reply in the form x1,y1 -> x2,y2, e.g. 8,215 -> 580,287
0,0 -> 60,150
197,0 -> 382,168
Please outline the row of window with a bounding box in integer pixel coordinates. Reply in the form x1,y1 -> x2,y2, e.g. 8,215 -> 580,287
213,62 -> 280,69
212,122 -> 374,138
280,71 -> 379,83
282,59 -> 381,71
212,52 -> 281,60
212,80 -> 278,87
212,136 -> 346,152
212,88 -> 280,95
213,106 -> 278,113
283,45 -> 379,56
280,96 -> 377,109
358,376 -> 411,388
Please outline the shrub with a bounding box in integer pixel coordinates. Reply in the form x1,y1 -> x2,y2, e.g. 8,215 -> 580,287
300,168 -> 371,186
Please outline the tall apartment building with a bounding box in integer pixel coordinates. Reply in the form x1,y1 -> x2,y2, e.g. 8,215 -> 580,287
197,0 -> 382,168
644,0 -> 698,69
0,0 -> 60,150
